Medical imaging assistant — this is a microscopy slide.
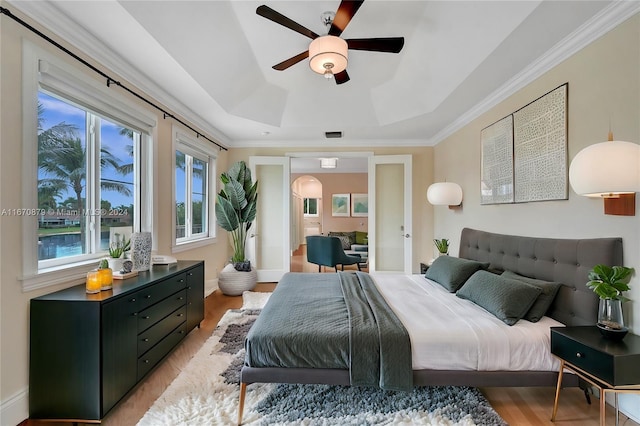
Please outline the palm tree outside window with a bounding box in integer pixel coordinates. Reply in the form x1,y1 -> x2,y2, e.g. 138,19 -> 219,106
37,90 -> 136,263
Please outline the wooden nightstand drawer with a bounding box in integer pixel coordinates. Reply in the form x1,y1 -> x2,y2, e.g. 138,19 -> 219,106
551,326 -> 640,386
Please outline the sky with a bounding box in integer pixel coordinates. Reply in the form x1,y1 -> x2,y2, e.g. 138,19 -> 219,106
38,91 -> 135,209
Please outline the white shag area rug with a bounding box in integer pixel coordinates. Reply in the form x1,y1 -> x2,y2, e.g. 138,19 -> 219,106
240,291 -> 271,310
138,293 -> 507,426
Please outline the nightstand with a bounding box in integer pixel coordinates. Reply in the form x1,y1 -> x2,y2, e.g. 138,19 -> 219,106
420,262 -> 429,274
550,326 -> 640,426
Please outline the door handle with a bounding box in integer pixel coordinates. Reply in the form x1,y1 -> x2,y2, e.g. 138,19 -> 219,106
404,234 -> 411,238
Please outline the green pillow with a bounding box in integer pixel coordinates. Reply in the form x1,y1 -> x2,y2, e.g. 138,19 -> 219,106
355,231 -> 368,245
501,270 -> 562,323
328,231 -> 356,249
456,270 -> 542,326
424,256 -> 490,292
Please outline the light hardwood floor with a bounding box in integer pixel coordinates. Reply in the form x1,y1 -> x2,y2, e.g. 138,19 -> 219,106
23,248 -> 638,426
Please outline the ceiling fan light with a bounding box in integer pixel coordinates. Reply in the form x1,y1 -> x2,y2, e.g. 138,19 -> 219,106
309,36 -> 348,75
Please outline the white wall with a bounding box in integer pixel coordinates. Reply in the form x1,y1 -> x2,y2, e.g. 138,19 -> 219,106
432,14 -> 640,420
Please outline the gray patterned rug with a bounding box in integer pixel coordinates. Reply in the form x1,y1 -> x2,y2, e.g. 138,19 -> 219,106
138,308 -> 508,425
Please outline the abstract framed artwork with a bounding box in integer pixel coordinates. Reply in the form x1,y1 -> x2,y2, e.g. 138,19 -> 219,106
480,115 -> 514,205
513,83 -> 568,203
331,193 -> 350,217
351,193 -> 368,217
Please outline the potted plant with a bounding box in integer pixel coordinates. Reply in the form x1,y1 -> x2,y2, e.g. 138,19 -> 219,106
586,264 -> 634,339
107,233 -> 130,272
215,161 -> 259,272
433,238 -> 450,256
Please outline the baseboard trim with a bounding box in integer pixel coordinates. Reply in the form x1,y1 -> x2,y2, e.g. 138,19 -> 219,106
1,387 -> 28,426
205,278 -> 218,298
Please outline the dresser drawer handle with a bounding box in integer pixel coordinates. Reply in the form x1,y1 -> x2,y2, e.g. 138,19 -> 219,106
131,298 -> 136,302
178,296 -> 184,300
142,338 -> 149,342
178,279 -> 185,283
179,330 -> 185,334
132,312 -> 138,317
143,359 -> 149,364
177,313 -> 184,317
146,295 -> 152,299
576,352 -> 584,358
188,272 -> 193,276
142,315 -> 150,320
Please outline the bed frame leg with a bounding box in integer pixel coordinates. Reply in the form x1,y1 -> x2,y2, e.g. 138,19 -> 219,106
237,382 -> 247,425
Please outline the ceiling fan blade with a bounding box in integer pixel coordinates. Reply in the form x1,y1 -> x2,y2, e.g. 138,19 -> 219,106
328,0 -> 365,36
346,37 -> 405,53
272,51 -> 309,71
334,70 -> 350,85
257,5 -> 319,40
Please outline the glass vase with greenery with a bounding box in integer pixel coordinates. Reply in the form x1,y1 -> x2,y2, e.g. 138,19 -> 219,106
215,161 -> 258,271
587,264 -> 634,338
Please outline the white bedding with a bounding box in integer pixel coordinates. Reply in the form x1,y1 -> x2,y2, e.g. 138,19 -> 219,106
371,273 -> 563,372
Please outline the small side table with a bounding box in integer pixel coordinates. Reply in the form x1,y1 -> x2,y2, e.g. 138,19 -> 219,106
550,326 -> 640,426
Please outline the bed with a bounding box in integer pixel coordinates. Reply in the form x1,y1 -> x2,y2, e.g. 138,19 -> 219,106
237,228 -> 623,424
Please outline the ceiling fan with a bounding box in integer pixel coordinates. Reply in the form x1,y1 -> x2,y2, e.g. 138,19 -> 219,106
256,0 -> 404,84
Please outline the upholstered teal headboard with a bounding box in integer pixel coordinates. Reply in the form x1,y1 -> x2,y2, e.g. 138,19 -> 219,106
458,228 -> 623,326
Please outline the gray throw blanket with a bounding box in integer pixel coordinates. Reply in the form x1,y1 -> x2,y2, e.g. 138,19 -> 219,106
244,272 -> 412,391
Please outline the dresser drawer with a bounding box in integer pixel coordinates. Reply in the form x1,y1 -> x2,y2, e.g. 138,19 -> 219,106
137,322 -> 187,381
138,305 -> 187,356
137,289 -> 187,333
551,327 -> 640,386
136,273 -> 187,311
552,332 -> 614,383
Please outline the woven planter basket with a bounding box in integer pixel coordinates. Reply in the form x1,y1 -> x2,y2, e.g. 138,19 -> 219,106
218,266 -> 257,296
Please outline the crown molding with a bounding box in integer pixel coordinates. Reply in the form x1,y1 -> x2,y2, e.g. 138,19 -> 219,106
429,1 -> 640,146
7,0 -> 231,147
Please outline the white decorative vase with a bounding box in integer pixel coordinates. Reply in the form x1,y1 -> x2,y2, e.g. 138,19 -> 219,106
218,264 -> 257,296
130,232 -> 152,271
107,257 -> 124,273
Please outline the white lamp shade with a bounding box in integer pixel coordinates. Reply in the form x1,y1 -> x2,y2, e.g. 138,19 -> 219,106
309,36 -> 348,75
427,182 -> 463,206
569,140 -> 640,197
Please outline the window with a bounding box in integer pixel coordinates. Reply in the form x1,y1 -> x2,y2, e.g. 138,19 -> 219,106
174,128 -> 216,247
22,42 -> 155,290
303,198 -> 319,217
37,91 -> 137,266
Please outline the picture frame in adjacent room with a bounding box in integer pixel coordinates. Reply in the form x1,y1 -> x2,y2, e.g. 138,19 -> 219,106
513,83 -> 568,203
480,115 -> 514,205
351,193 -> 368,217
331,194 -> 350,217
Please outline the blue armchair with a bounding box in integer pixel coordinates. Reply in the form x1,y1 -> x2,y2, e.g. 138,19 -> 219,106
305,235 -> 362,272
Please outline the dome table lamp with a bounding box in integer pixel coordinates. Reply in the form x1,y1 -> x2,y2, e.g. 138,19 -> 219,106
427,182 -> 463,210
569,132 -> 640,216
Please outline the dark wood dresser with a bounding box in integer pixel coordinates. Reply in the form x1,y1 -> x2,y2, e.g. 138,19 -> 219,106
29,260 -> 205,422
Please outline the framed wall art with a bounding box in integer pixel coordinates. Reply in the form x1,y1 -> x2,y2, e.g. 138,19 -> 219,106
351,193 -> 368,217
513,83 -> 568,202
480,115 -> 514,204
331,193 -> 350,217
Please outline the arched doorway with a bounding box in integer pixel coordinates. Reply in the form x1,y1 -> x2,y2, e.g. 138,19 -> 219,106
291,175 -> 323,271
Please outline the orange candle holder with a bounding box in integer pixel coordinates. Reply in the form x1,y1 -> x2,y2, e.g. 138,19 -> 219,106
98,268 -> 113,291
86,270 -> 101,294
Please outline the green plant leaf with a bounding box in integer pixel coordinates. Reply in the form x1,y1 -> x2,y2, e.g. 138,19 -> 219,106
215,195 -> 239,232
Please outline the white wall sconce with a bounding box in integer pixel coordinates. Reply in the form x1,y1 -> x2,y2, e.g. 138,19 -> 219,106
427,182 -> 463,210
569,132 -> 640,216
320,158 -> 338,169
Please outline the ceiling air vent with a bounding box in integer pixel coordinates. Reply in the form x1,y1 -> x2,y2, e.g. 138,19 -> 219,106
325,131 -> 342,139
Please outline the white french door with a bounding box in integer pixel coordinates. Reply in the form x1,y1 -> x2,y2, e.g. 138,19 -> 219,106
247,156 -> 291,282
368,155 -> 412,274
